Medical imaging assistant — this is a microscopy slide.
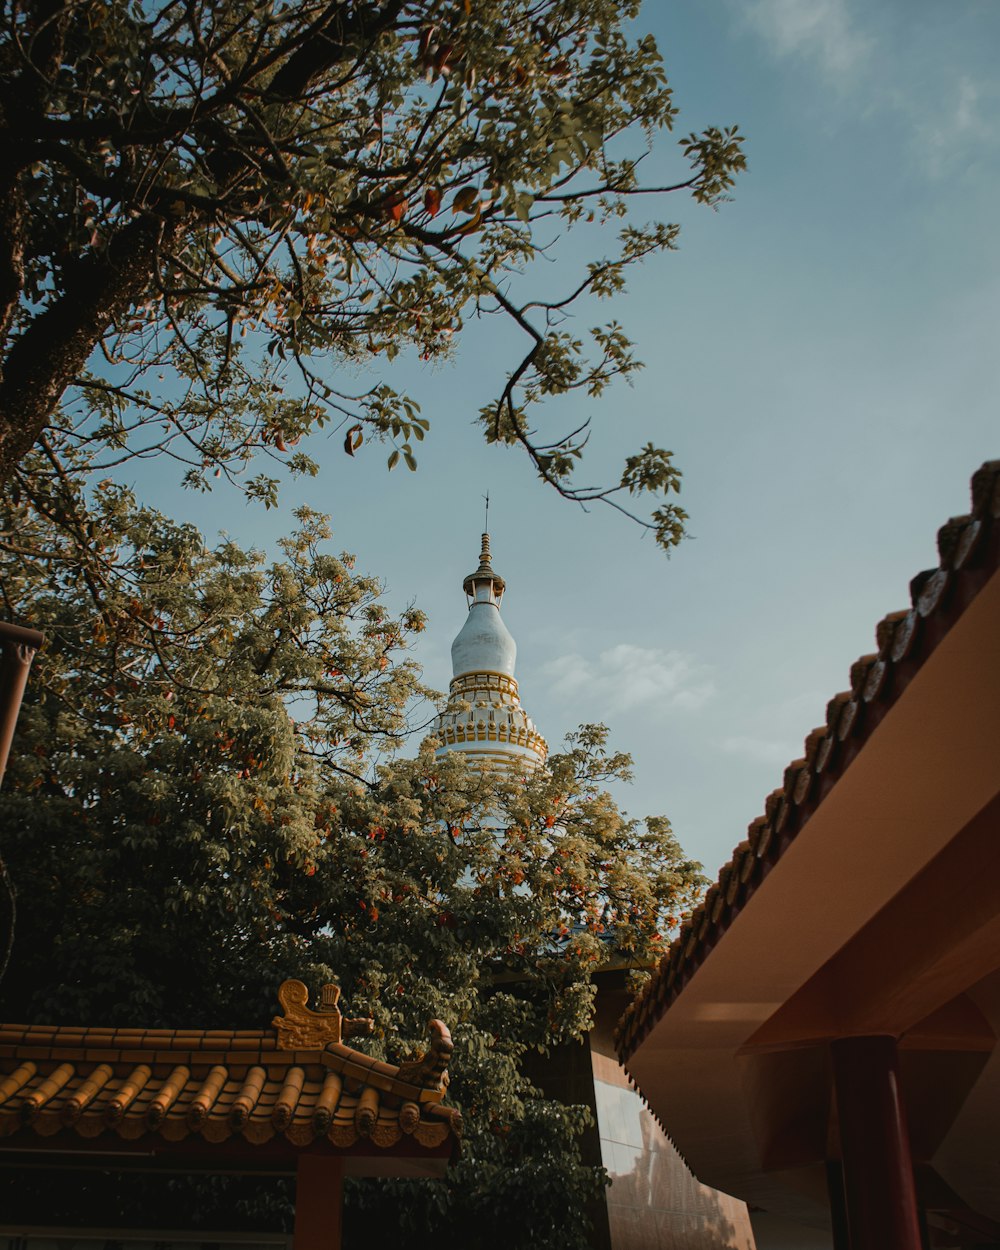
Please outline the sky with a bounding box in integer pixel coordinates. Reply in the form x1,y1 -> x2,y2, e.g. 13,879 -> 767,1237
132,0 -> 1000,880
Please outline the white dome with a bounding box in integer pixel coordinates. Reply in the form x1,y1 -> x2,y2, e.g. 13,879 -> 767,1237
451,601 -> 516,677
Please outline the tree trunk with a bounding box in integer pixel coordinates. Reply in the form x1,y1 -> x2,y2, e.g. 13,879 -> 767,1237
0,212 -> 178,484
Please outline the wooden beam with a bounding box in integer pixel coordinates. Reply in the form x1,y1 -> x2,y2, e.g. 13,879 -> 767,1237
745,790 -> 1000,1050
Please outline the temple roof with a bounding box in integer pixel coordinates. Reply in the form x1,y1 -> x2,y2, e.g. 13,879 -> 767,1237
0,980 -> 461,1163
616,459 -> 1000,1067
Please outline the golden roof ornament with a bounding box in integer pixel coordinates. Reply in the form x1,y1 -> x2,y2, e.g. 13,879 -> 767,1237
272,979 -> 455,1098
272,978 -> 373,1050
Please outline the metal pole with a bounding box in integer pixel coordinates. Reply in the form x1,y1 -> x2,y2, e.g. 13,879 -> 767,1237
0,621 -> 44,787
0,620 -> 44,985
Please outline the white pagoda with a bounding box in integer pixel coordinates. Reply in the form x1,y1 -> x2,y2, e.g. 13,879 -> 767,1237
432,533 -> 547,770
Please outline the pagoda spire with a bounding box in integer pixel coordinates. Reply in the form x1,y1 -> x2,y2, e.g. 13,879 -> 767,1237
433,532 -> 547,769
462,532 -> 506,608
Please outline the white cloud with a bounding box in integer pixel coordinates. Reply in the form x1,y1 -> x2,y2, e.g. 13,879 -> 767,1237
955,76 -> 981,133
543,645 -> 716,716
721,734 -> 800,765
910,74 -> 998,176
736,2 -> 999,176
743,0 -> 872,80
720,688 -> 829,767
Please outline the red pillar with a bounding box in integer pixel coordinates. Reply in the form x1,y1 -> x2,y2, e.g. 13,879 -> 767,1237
825,1161 -> 851,1250
294,1154 -> 344,1250
831,1035 -> 921,1250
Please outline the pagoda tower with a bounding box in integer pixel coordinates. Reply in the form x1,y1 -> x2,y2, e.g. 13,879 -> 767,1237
433,533 -> 547,770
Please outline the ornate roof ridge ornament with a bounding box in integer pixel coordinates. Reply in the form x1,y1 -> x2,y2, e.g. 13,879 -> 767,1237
272,978 -> 373,1049
396,1019 -> 454,1092
272,979 -> 453,1096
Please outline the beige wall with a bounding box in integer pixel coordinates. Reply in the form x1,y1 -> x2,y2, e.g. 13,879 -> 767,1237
591,988 -> 757,1250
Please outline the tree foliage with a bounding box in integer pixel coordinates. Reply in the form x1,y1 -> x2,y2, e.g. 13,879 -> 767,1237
0,483 -> 704,1246
0,0 -> 744,547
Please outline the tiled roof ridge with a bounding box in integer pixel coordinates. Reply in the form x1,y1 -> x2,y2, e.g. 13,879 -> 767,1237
0,980 -> 463,1154
0,1030 -> 450,1101
615,459 -> 1000,1065
0,1024 -> 276,1048
0,1053 -> 463,1151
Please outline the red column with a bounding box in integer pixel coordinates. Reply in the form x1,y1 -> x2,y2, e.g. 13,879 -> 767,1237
825,1161 -> 851,1250
831,1035 -> 921,1250
293,1154 -> 344,1250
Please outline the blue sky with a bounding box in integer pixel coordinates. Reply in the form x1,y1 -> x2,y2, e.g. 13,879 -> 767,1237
132,0 -> 1000,877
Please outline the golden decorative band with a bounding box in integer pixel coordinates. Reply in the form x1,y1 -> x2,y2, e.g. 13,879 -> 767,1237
436,745 -> 546,770
449,671 -> 520,698
436,722 -> 548,761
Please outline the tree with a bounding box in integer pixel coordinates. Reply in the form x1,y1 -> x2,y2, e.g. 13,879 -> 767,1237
0,0 -> 744,548
0,484 -> 705,1246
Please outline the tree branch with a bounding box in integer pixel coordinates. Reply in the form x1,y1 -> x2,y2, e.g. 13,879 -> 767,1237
0,211 -> 179,481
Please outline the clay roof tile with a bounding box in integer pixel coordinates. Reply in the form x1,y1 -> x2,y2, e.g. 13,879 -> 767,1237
970,459 -> 1000,516
875,609 -> 910,654
917,568 -> 952,617
909,567 -> 938,607
849,654 -> 877,695
825,690 -> 851,731
355,1086 -> 380,1137
62,1063 -> 114,1123
187,1065 -> 228,1127
937,515 -> 972,567
728,846 -> 750,900
782,758 -> 807,796
747,815 -> 768,854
